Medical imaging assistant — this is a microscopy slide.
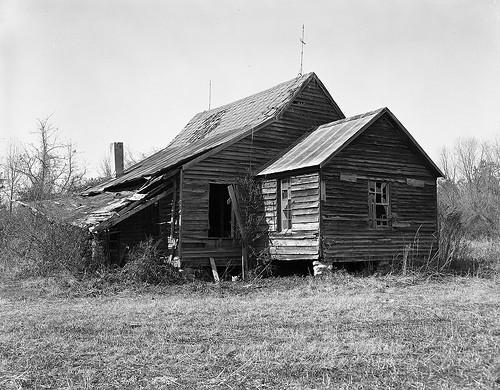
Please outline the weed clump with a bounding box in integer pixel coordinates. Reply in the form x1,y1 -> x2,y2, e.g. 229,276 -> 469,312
121,237 -> 185,285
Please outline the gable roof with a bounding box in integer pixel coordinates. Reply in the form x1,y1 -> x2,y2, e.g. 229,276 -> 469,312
257,107 -> 444,177
87,72 -> 343,193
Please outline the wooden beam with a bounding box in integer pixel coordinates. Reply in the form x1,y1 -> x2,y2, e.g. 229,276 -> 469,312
227,184 -> 249,280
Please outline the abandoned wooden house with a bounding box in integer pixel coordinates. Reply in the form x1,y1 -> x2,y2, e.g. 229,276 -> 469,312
42,72 -> 443,271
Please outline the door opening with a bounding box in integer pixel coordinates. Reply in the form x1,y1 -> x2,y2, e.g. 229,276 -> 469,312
209,184 -> 232,237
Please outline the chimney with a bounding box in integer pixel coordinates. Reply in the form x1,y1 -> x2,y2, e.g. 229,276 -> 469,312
111,142 -> 124,178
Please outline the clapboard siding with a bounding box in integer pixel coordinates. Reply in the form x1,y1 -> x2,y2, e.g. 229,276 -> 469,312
321,116 -> 438,262
179,80 -> 340,267
261,173 -> 320,261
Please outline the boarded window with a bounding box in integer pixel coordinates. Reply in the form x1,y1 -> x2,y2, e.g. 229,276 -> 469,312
278,178 -> 292,231
368,181 -> 390,228
208,184 -> 232,237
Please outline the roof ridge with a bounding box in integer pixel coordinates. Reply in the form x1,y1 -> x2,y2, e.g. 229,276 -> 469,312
196,72 -> 315,116
317,107 -> 386,129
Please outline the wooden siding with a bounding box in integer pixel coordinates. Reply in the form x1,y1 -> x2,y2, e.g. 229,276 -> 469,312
179,79 -> 340,268
261,173 -> 320,261
116,204 -> 159,248
321,116 -> 438,262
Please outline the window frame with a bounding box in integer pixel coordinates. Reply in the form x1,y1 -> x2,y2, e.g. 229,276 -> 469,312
368,181 -> 391,229
277,178 -> 292,232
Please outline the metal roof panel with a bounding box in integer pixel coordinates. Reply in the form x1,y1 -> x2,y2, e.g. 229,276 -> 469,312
257,109 -> 383,176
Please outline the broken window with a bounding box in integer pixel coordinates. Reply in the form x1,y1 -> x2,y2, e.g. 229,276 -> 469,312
368,181 -> 390,228
278,178 -> 292,231
208,184 -> 232,237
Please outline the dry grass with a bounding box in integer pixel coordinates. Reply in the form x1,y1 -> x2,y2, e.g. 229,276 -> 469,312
0,275 -> 499,389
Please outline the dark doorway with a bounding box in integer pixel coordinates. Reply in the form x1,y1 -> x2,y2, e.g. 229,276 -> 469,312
209,184 -> 232,237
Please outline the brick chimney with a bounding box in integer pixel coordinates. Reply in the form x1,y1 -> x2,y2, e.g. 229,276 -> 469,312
111,142 -> 124,178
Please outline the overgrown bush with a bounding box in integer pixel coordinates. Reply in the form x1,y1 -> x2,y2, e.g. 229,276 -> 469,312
419,205 -> 500,277
0,208 -> 95,278
121,237 -> 184,285
234,172 -> 276,277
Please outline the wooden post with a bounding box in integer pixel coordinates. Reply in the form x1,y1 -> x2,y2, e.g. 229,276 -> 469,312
242,247 -> 248,280
210,257 -> 220,284
227,185 -> 248,280
402,245 -> 410,276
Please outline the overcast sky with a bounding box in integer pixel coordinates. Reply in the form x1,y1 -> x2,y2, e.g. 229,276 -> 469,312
1,0 -> 499,177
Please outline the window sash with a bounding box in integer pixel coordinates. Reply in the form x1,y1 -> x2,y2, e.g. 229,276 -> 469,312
278,178 -> 292,231
368,181 -> 390,228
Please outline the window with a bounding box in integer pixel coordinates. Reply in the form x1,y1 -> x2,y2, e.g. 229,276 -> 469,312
208,184 -> 232,237
278,178 -> 292,231
368,181 -> 390,228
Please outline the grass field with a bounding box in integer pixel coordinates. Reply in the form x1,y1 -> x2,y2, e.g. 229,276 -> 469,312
0,275 -> 499,389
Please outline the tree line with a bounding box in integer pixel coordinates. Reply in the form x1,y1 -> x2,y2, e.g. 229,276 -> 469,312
438,136 -> 500,239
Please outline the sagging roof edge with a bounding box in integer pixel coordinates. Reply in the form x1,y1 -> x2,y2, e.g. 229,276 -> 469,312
91,189 -> 171,233
84,148 -> 204,195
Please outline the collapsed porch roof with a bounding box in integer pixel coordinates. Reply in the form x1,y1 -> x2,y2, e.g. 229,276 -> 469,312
23,169 -> 178,233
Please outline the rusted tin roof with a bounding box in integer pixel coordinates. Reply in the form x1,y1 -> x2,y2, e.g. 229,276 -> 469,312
257,107 -> 444,177
88,72 -> 326,192
167,72 -> 324,148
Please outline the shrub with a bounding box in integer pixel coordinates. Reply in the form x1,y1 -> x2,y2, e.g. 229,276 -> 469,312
437,207 -> 467,271
0,208 -> 95,278
418,205 -> 500,277
450,239 -> 500,277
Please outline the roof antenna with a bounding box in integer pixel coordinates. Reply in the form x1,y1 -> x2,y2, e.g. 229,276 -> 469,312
208,79 -> 212,110
298,24 -> 306,76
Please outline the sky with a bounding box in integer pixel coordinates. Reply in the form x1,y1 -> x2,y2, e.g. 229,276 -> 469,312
1,0 -> 499,177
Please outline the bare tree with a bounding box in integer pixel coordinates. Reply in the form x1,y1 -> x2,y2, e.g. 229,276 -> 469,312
97,152 -> 113,179
15,116 -> 86,201
438,145 -> 457,183
439,135 -> 500,238
0,139 -> 24,214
